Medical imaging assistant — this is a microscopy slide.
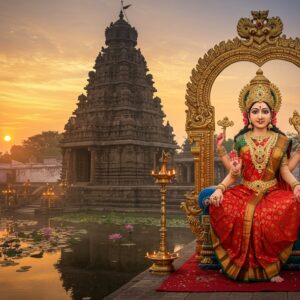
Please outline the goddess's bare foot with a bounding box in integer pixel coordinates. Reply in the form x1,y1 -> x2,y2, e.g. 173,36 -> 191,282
270,275 -> 284,283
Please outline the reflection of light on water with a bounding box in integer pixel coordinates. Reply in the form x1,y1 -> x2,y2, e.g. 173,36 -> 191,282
174,243 -> 184,253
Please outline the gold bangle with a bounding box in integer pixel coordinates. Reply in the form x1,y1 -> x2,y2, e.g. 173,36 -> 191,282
217,146 -> 227,157
216,183 -> 226,192
291,181 -> 300,191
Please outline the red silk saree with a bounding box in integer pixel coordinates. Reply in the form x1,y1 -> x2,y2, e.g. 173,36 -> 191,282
210,132 -> 300,281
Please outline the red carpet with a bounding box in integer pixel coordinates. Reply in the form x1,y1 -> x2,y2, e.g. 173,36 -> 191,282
158,255 -> 300,292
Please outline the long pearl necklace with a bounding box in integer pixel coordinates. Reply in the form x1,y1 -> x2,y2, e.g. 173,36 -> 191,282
245,131 -> 277,173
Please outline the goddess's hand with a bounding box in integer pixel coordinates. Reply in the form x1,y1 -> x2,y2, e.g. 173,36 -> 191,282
294,185 -> 300,202
216,132 -> 225,147
209,189 -> 223,207
229,149 -> 242,173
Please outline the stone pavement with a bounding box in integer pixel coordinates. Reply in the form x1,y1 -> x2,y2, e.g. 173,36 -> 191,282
104,240 -> 300,300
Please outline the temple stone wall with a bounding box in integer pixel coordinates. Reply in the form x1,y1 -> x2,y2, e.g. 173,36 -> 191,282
65,185 -> 193,212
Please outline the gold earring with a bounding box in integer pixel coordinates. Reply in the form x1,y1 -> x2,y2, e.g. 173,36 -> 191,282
268,122 -> 273,130
248,121 -> 253,129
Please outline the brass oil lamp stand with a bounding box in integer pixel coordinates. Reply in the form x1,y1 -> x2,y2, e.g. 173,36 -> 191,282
42,184 -> 55,209
146,150 -> 178,273
2,184 -> 16,207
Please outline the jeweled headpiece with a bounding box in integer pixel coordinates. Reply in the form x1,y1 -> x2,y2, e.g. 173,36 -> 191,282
238,69 -> 282,113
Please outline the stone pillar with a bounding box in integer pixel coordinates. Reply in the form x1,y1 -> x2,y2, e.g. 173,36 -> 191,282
65,149 -> 72,183
175,165 -> 180,184
187,163 -> 192,184
153,148 -> 158,171
71,149 -> 77,183
88,147 -> 97,184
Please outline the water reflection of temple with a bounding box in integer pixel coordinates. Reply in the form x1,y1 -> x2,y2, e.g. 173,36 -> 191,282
56,224 -> 194,299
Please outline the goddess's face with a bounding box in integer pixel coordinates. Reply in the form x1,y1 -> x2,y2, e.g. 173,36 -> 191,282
249,102 -> 271,130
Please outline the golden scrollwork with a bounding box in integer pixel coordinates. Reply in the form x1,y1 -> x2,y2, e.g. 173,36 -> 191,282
183,10 -> 300,265
289,110 -> 300,133
237,10 -> 283,48
186,105 -> 215,130
180,191 -> 204,258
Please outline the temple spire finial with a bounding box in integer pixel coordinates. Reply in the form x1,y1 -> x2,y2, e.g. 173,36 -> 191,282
120,0 -> 132,23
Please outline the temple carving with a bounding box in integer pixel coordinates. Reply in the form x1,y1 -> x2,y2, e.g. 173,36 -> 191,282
61,11 -> 179,208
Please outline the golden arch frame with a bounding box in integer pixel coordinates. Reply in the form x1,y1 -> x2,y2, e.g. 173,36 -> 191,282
182,10 -> 300,259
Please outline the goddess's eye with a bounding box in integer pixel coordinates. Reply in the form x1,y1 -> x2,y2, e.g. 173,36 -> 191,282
262,109 -> 270,114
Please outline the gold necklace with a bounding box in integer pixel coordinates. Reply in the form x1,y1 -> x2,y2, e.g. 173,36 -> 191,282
245,131 -> 277,173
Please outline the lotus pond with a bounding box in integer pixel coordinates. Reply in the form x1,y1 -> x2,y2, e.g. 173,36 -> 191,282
0,211 -> 194,299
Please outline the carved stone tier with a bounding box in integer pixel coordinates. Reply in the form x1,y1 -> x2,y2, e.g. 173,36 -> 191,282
61,12 -> 177,201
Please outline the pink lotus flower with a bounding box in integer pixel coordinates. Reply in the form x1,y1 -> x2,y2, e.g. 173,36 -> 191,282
109,233 -> 122,241
125,224 -> 134,232
41,227 -> 52,239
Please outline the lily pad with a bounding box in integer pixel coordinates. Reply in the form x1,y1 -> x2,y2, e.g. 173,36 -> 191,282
20,266 -> 32,270
63,248 -> 73,253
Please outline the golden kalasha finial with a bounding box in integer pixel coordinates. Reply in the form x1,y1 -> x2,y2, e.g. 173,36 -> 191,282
217,116 -> 234,137
289,110 -> 300,133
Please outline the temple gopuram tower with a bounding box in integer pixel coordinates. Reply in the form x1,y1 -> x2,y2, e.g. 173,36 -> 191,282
61,10 -> 179,208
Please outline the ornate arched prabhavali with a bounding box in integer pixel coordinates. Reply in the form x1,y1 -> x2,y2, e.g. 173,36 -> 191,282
182,10 -> 300,260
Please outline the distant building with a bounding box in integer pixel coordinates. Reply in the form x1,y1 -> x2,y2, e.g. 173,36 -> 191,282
174,139 -> 227,185
0,159 -> 61,183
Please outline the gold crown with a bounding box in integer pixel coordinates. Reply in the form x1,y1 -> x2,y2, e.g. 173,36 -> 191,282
239,69 -> 281,113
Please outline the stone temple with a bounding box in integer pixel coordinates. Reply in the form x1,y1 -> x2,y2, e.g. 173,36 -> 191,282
61,11 -> 185,210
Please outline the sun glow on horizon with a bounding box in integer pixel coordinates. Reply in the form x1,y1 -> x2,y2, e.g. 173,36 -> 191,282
4,135 -> 12,142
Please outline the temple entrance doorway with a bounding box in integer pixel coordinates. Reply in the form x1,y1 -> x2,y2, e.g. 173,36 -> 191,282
75,148 -> 91,183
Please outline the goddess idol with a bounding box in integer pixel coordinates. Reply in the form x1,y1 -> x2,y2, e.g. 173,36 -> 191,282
209,69 -> 300,282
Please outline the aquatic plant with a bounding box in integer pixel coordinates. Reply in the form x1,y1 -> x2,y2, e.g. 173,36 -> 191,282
108,233 -> 122,241
125,224 -> 134,232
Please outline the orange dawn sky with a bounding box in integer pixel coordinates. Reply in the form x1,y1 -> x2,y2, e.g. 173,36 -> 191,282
0,0 -> 299,152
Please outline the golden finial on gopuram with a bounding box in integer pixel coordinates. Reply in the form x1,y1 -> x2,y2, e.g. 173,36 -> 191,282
217,116 -> 234,137
289,110 -> 300,133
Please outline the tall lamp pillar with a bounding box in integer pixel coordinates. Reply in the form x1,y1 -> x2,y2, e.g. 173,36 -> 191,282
146,150 -> 178,273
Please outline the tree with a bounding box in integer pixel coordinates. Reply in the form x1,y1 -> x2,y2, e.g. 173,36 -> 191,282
10,145 -> 30,163
0,152 -> 11,163
10,131 -> 62,163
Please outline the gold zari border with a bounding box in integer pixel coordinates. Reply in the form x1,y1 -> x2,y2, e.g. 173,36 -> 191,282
210,133 -> 292,281
211,225 -> 293,281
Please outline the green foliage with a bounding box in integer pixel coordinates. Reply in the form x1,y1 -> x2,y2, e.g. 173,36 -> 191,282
22,131 -> 62,162
31,230 -> 43,242
51,212 -> 188,228
0,152 -> 11,163
4,131 -> 63,163
10,145 -> 31,163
